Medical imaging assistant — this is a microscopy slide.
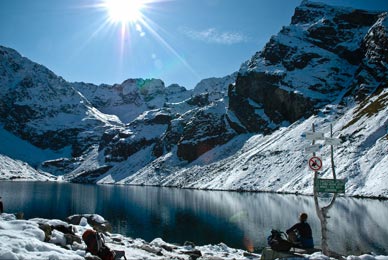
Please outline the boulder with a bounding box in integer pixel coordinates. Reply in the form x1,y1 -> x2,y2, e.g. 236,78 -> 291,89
66,214 -> 112,233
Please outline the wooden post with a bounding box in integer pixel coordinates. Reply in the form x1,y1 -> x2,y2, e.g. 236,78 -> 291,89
312,123 -> 337,256
330,124 -> 337,180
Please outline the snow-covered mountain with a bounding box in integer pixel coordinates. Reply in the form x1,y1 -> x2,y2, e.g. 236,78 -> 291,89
0,44 -> 237,176
0,46 -> 122,159
231,1 -> 386,132
0,1 -> 387,198
72,79 -> 189,124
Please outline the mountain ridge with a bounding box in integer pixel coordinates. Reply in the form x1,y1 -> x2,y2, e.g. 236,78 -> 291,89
0,1 -> 387,198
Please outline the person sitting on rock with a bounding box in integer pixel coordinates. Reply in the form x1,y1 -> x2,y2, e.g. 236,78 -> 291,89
286,212 -> 314,249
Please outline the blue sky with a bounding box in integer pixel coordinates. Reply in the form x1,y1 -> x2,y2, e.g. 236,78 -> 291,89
0,0 -> 387,89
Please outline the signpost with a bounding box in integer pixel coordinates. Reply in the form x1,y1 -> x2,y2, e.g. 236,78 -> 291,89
304,131 -> 325,140
304,144 -> 322,154
303,123 -> 344,256
324,137 -> 341,146
315,178 -> 345,193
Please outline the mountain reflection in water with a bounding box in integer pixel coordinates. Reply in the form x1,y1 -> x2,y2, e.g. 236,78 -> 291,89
0,181 -> 387,255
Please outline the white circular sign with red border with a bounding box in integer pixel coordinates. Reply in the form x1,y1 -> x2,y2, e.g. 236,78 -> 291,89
309,156 -> 322,171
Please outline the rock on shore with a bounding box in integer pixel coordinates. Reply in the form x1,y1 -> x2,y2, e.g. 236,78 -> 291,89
1,213 -> 387,260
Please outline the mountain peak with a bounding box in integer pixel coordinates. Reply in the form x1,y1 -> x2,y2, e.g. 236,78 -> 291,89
292,1 -> 380,26
234,2 -> 386,133
0,2 -> 387,199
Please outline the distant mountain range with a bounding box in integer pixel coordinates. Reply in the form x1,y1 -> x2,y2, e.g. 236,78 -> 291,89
0,1 -> 387,198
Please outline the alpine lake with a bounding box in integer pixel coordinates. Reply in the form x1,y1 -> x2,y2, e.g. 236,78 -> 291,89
0,181 -> 387,256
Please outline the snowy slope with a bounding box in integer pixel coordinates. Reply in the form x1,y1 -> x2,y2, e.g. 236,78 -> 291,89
0,1 -> 387,199
94,2 -> 388,198
0,154 -> 54,181
0,46 -> 122,156
93,95 -> 388,197
0,124 -> 72,167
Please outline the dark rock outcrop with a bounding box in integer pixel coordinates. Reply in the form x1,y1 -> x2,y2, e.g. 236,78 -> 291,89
229,72 -> 315,133
230,1 -> 386,134
176,103 -> 237,162
70,165 -> 113,183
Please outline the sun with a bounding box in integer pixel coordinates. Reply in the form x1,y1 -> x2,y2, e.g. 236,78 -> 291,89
88,0 -> 198,81
103,0 -> 145,24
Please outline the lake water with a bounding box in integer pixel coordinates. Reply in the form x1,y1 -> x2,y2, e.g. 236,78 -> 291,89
0,181 -> 387,255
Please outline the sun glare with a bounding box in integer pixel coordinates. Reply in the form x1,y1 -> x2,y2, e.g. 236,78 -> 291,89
87,0 -> 199,82
104,0 -> 145,24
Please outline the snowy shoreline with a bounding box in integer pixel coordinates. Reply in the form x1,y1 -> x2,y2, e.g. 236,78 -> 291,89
1,213 -> 388,260
128,184 -> 388,201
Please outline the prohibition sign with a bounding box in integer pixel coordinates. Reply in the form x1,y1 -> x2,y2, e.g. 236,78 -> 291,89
309,156 -> 322,171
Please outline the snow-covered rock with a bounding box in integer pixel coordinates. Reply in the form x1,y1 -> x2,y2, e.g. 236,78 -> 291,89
1,213 -> 387,260
193,73 -> 238,102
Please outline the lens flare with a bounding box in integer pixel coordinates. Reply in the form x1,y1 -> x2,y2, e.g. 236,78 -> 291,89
243,236 -> 255,252
77,0 -> 200,85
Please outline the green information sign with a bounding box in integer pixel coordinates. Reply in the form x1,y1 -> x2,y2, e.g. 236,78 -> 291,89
315,178 -> 346,193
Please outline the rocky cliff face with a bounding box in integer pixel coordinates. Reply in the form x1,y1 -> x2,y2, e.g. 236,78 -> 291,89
230,1 -> 385,134
0,2 -> 387,197
0,44 -> 237,170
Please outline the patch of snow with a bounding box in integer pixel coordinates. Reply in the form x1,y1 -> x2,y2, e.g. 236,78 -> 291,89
1,213 -> 386,260
0,125 -> 72,167
0,214 -> 84,260
0,154 -> 54,181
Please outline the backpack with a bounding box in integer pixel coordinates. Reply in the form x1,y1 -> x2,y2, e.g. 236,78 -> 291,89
82,229 -> 115,260
267,229 -> 293,252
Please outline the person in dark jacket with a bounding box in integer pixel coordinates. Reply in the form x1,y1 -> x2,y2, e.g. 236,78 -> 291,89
0,197 -> 3,213
286,212 -> 314,248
